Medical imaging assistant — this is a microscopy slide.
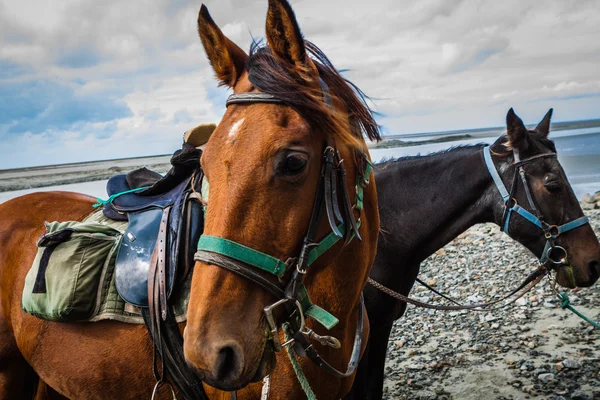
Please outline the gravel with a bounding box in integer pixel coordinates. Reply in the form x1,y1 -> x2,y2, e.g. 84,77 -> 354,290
383,209 -> 600,400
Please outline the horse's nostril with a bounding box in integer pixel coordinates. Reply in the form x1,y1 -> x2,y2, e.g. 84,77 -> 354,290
214,344 -> 242,382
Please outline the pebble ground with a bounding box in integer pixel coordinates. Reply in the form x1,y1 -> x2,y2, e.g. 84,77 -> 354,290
383,210 -> 600,400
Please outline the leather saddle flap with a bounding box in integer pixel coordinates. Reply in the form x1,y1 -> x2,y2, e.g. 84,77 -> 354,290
115,208 -> 163,307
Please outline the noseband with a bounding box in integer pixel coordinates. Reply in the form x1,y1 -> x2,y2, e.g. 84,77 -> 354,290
194,86 -> 372,378
483,146 -> 589,269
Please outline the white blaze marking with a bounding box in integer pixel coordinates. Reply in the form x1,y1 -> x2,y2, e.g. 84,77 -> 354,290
227,118 -> 245,142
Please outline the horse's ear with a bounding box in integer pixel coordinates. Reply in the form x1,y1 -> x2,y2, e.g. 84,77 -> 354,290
506,108 -> 529,151
197,4 -> 248,87
265,0 -> 308,68
534,108 -> 553,138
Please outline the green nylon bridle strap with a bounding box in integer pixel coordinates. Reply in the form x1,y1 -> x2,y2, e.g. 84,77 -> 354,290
197,220 -> 361,280
197,235 -> 288,278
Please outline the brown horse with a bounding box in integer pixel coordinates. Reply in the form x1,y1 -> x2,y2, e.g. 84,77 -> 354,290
0,1 -> 380,399
187,1 -> 380,398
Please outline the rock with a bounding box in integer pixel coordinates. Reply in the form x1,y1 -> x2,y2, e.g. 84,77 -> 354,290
562,358 -> 581,369
538,372 -> 555,384
582,193 -> 594,203
555,362 -> 564,371
427,279 -> 437,287
515,297 -> 527,306
593,191 -> 600,201
521,361 -> 535,371
570,390 -> 591,400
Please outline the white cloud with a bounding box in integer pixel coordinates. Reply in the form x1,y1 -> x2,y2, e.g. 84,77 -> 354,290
1,0 -> 599,168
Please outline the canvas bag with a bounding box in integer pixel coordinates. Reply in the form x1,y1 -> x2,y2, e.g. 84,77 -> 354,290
22,221 -> 123,322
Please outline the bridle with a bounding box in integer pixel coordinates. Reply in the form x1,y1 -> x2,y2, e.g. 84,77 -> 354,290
194,82 -> 372,378
367,145 -> 591,313
483,146 -> 589,271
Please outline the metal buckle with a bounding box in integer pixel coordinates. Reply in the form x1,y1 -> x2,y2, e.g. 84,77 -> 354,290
548,225 -> 560,238
263,299 -> 306,352
303,328 -> 341,349
546,245 -> 568,265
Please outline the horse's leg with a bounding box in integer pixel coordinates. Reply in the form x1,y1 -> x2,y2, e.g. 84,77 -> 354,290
0,324 -> 36,400
363,322 -> 395,400
34,381 -> 68,400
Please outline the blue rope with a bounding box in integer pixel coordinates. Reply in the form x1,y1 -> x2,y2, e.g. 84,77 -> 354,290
92,186 -> 150,209
558,292 -> 600,329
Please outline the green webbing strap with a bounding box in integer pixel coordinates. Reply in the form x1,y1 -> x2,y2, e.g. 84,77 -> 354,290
297,284 -> 339,330
197,235 -> 288,278
307,220 -> 362,266
558,292 -> 600,329
283,323 -> 318,400
92,186 -> 150,209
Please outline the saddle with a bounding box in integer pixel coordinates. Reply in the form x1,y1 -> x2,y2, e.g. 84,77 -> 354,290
103,142 -> 205,308
100,125 -> 214,400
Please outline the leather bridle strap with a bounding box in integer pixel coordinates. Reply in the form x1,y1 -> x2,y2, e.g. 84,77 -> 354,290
225,92 -> 284,106
194,251 -> 285,299
292,294 -> 365,379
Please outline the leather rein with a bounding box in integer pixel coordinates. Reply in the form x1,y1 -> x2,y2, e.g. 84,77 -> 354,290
368,146 -> 590,311
194,85 -> 372,379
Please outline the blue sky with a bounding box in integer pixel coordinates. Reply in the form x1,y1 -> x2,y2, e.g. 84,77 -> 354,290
1,0 -> 599,169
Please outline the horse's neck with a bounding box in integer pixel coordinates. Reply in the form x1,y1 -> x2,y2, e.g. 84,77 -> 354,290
377,145 -> 497,265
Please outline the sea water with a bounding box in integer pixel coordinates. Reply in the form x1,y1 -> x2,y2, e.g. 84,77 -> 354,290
0,128 -> 598,204
370,128 -> 600,200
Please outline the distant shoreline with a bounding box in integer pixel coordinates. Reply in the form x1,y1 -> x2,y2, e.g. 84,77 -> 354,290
370,134 -> 472,149
2,118 -> 599,193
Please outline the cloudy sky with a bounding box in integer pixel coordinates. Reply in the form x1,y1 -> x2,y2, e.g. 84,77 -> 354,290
1,0 -> 599,169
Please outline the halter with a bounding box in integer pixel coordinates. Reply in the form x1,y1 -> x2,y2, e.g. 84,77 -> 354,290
194,83 -> 372,378
483,146 -> 589,268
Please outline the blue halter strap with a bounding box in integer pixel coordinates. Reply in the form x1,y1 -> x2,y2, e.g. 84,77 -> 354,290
482,146 -> 589,265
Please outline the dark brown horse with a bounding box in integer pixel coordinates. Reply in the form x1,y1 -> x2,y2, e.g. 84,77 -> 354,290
0,1 -> 380,399
345,109 -> 600,399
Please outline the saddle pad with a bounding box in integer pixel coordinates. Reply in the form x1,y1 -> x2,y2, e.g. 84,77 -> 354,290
114,208 -> 164,307
85,210 -> 189,324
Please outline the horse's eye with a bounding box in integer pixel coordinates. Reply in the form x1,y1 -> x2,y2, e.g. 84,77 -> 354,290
544,181 -> 562,193
282,154 -> 308,175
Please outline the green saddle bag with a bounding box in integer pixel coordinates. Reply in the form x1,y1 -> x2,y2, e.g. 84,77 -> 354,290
22,221 -> 122,322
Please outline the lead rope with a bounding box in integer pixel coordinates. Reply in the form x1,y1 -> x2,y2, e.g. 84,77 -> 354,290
367,269 -> 546,312
282,323 -> 317,400
547,275 -> 600,329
